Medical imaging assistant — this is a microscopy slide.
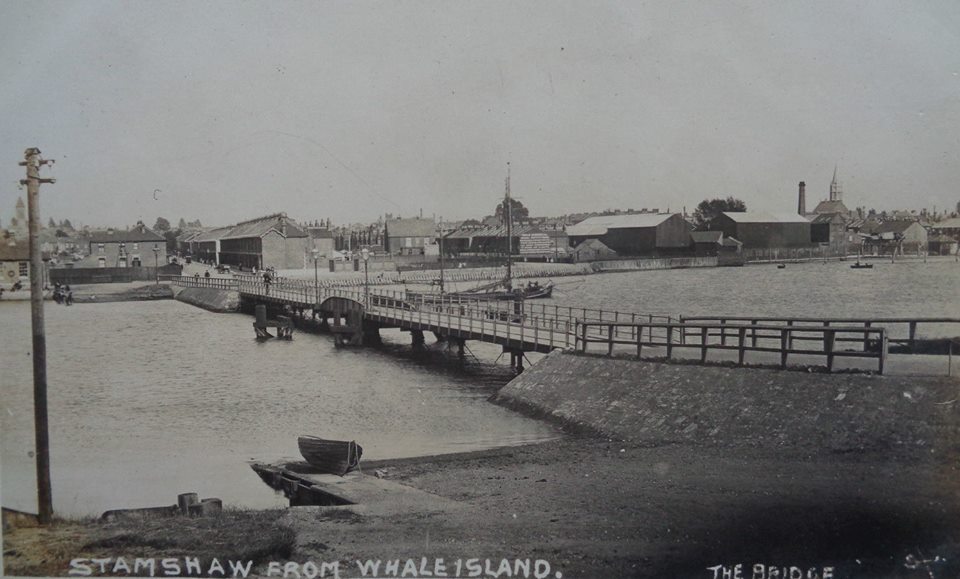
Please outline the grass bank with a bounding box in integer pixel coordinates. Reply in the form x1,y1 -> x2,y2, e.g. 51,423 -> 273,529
2,509 -> 295,577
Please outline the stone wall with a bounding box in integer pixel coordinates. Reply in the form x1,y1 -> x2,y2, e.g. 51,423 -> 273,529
173,287 -> 240,313
494,351 -> 960,455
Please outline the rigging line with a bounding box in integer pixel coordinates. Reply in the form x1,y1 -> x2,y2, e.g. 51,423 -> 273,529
251,129 -> 402,211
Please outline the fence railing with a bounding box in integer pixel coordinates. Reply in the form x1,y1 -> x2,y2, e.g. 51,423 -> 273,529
575,321 -> 888,373
162,274 -> 238,290
679,315 -> 960,348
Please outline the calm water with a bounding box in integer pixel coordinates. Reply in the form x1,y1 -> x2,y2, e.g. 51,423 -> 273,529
0,301 -> 559,517
1,257 -> 957,516
544,257 -> 960,335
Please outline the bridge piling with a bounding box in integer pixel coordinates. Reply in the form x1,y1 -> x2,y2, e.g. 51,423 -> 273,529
411,329 -> 426,350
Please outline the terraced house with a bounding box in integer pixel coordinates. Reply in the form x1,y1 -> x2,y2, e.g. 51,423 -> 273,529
86,221 -> 166,268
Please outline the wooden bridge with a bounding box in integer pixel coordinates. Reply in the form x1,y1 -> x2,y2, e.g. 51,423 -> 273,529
163,275 -> 958,374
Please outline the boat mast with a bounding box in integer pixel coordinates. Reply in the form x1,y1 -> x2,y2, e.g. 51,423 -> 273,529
505,161 -> 512,287
438,216 -> 444,295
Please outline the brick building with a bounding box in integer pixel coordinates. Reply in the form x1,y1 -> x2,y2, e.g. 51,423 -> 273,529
384,217 -> 436,255
85,221 -> 166,268
566,213 -> 691,256
0,239 -> 30,287
218,213 -> 310,270
714,212 -> 811,249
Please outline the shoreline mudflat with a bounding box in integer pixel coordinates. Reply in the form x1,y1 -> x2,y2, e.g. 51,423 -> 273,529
296,436 -> 960,578
4,430 -> 958,577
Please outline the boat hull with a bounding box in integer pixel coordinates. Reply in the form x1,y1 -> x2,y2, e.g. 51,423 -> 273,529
297,436 -> 363,476
410,282 -> 553,302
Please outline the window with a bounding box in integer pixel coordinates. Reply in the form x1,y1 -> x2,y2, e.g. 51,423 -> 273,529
19,262 -> 28,277
97,257 -> 106,268
133,243 -> 139,250
98,243 -> 104,254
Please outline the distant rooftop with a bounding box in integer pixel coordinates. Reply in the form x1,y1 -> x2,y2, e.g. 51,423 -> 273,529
88,222 -> 165,243
566,213 -> 674,237
720,212 -> 810,224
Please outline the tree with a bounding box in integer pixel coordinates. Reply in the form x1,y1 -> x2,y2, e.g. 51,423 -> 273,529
692,197 -> 747,230
163,230 -> 179,253
60,218 -> 73,230
47,217 -> 57,228
153,217 -> 171,232
177,218 -> 187,230
494,198 -> 529,226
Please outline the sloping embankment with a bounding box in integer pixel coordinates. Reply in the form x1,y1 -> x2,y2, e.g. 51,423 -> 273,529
172,287 -> 240,313
72,284 -> 173,303
494,350 -> 960,454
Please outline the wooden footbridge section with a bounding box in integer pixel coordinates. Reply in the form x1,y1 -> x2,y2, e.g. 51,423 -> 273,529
163,275 -> 959,374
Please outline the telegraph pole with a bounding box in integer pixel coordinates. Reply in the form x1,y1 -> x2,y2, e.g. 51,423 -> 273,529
19,148 -> 55,524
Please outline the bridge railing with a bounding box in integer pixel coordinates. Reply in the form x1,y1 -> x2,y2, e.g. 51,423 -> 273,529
678,315 -> 960,348
162,274 -> 239,290
365,297 -> 576,350
234,280 -> 673,346
576,321 -> 888,374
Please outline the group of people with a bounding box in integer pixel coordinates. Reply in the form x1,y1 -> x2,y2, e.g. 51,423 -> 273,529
52,282 -> 73,305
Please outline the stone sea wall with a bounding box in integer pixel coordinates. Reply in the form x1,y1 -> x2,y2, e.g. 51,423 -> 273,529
494,350 -> 960,454
172,287 -> 240,313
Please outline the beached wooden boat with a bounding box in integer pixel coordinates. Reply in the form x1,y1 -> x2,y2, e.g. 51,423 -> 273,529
297,436 -> 362,476
850,261 -> 873,269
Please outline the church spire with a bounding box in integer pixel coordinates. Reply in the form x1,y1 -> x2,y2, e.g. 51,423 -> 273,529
829,165 -> 842,202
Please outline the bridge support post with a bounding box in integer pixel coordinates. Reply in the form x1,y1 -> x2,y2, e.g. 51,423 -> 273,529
451,337 -> 466,360
411,330 -> 426,350
504,347 -> 525,374
362,320 -> 382,346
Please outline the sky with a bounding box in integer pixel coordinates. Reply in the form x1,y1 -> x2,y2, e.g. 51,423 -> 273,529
1,1 -> 959,229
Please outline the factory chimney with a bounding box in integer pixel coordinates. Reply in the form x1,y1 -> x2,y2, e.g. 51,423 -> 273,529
798,181 -> 806,215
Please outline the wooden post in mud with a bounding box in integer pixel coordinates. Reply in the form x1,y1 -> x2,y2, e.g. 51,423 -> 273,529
21,148 -> 55,524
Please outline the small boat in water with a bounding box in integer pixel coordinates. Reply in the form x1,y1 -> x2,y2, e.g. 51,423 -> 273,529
850,261 -> 873,269
456,279 -> 554,301
777,263 -> 786,269
408,279 -> 554,303
297,436 -> 363,476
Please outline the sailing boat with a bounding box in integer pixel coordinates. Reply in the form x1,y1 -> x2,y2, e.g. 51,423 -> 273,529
437,163 -> 553,301
407,165 -> 554,303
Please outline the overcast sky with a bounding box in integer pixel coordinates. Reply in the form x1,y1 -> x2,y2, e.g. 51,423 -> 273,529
1,1 -> 958,228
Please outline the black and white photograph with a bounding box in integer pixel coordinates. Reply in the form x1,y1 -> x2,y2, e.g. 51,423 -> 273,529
1,2 -> 959,577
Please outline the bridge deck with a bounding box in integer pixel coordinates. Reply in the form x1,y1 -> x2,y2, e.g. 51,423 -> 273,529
162,275 -> 958,373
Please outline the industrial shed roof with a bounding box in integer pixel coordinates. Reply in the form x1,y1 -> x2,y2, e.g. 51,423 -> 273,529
721,212 -> 810,224
566,213 -> 673,237
689,231 -> 723,244
219,214 -> 307,240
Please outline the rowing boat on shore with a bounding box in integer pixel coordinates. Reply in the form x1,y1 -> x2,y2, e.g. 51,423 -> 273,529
297,436 -> 362,476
